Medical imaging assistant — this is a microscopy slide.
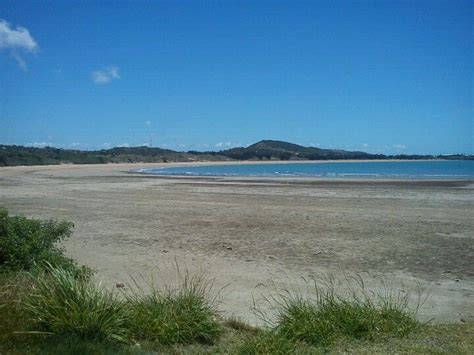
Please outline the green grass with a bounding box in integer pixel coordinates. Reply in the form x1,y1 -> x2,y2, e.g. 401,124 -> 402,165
126,271 -> 222,345
237,330 -> 311,354
275,293 -> 419,346
0,271 -> 33,349
20,263 -> 222,348
269,276 -> 421,347
24,262 -> 130,342
1,268 -> 473,354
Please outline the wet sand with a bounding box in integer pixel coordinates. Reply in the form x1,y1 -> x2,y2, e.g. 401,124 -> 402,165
1,163 -> 473,324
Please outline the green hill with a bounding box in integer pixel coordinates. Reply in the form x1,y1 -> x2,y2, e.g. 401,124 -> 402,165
220,140 -> 385,160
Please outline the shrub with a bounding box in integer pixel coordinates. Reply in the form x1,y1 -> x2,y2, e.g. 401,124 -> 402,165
127,272 -> 221,345
0,208 -> 90,277
24,263 -> 129,342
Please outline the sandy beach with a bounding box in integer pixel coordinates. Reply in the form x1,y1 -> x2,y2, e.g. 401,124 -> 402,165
1,162 -> 473,325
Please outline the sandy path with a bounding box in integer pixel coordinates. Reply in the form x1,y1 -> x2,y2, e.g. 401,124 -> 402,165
1,163 -> 473,325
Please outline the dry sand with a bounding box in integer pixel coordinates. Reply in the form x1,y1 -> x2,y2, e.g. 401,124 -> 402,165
1,162 -> 473,325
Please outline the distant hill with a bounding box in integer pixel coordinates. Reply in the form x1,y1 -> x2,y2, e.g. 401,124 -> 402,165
0,145 -> 228,167
220,140 -> 385,160
0,140 -> 471,167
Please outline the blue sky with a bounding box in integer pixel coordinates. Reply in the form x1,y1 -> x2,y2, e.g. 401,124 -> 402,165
0,0 -> 472,154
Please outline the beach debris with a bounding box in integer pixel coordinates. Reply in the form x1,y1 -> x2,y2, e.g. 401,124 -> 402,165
313,251 -> 322,256
226,246 -> 233,250
162,249 -> 169,253
116,283 -> 125,288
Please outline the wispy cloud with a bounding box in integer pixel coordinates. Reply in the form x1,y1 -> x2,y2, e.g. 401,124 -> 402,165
215,141 -> 233,148
0,19 -> 38,70
68,142 -> 90,149
27,142 -> 52,148
92,66 -> 120,84
393,144 -> 406,150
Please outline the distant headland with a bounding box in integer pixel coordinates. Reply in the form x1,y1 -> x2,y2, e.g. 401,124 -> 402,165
0,140 -> 472,166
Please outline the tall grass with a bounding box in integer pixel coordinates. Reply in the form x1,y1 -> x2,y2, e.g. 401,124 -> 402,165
24,262 -> 129,342
0,272 -> 33,347
269,274 -> 422,346
23,263 -> 221,347
126,269 -> 222,345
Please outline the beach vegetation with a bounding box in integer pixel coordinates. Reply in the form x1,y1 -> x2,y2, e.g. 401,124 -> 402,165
0,210 -> 472,353
0,208 -> 82,273
126,272 -> 221,345
275,290 -> 419,346
24,262 -> 129,342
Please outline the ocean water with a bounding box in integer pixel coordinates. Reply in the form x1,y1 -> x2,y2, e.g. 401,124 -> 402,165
138,160 -> 474,179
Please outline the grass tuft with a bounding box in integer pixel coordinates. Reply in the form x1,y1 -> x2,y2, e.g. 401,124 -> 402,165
273,275 -> 421,346
126,270 -> 221,345
24,262 -> 129,342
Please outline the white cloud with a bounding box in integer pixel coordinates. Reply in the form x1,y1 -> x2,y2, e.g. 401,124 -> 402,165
215,141 -> 233,148
27,142 -> 52,148
362,143 -> 369,148
92,66 -> 120,84
0,19 -> 38,70
0,20 -> 37,51
145,120 -> 151,126
68,142 -> 89,149
393,144 -> 406,150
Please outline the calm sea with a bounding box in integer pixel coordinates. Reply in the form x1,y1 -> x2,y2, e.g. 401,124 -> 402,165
138,160 -> 474,179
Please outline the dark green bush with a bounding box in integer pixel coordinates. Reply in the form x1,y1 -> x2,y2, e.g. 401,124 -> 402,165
0,208 -> 89,276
